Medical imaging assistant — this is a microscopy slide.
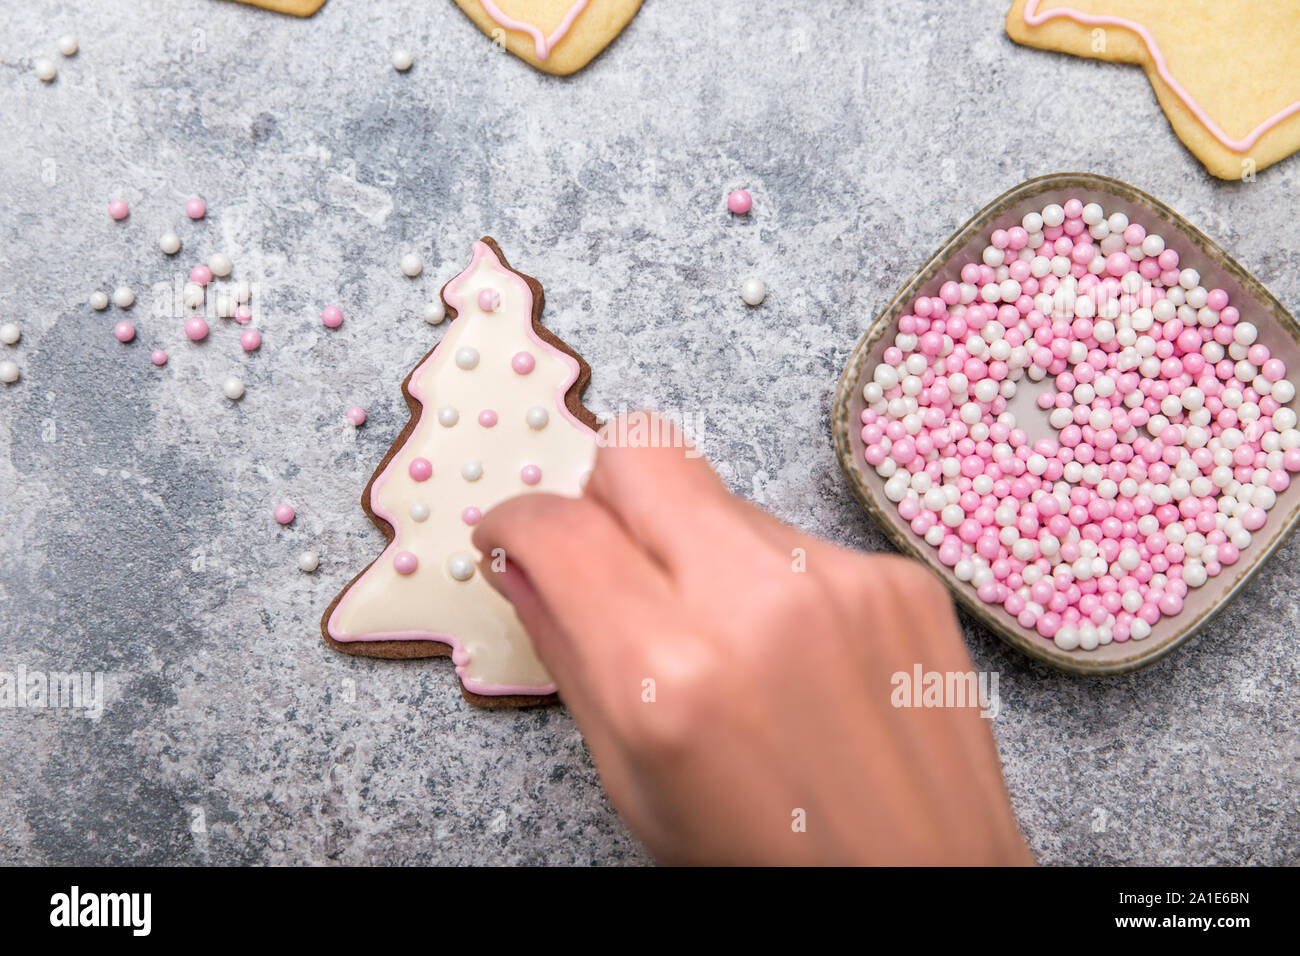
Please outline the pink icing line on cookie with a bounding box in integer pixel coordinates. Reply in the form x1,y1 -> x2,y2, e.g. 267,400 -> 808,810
1024,0 -> 1300,153
326,240 -> 592,697
478,0 -> 590,61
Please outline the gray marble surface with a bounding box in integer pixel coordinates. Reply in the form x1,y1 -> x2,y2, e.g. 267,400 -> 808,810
1,0 -> 1296,865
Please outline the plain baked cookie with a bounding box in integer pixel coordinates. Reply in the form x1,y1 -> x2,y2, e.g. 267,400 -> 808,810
1006,0 -> 1300,179
232,0 -> 326,15
453,0 -> 642,75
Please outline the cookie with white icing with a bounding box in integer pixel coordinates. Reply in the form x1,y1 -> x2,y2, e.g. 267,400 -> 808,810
453,0 -> 642,75
322,238 -> 598,706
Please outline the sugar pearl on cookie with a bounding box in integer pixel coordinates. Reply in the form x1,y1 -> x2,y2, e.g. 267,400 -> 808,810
526,406 -> 549,429
274,504 -> 295,525
209,253 -> 233,278
410,502 -> 429,522
393,551 -> 418,575
298,550 -> 319,573
90,291 -> 109,310
400,253 -> 423,277
35,58 -> 56,82
346,406 -> 366,427
437,406 -> 459,426
424,301 -> 446,325
109,199 -> 130,221
741,277 -> 766,306
391,48 -> 413,71
0,360 -> 20,384
222,376 -> 245,400
478,289 -> 500,312
727,190 -> 752,215
408,457 -> 433,481
511,351 -> 535,374
455,347 -> 479,370
461,507 -> 482,526
113,321 -> 135,343
185,317 -> 209,341
186,198 -> 206,220
520,464 -> 542,485
461,460 -> 483,481
159,232 -> 181,255
321,305 -> 343,328
0,323 -> 20,345
477,409 -> 498,427
240,329 -> 261,351
113,287 -> 134,309
58,36 -> 78,56
447,554 -> 475,581
151,349 -> 168,366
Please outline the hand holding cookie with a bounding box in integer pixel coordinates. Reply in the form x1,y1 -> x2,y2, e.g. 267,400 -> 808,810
473,413 -> 1033,865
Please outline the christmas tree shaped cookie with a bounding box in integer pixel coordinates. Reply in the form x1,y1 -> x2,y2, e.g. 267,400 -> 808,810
322,239 -> 598,706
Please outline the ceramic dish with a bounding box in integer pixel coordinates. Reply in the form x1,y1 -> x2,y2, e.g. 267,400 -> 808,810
832,172 -> 1300,674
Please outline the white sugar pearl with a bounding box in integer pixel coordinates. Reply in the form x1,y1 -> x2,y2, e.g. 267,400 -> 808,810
1130,618 -> 1152,640
437,406 -> 459,426
183,283 -> 205,309
222,377 -> 245,400
741,277 -> 767,306
1041,204 -> 1065,228
209,253 -> 233,277
391,48 -> 413,71
410,502 -> 430,521
526,406 -> 549,429
1274,408 -> 1298,431
0,323 -> 19,345
297,550 -> 319,572
1233,322 -> 1258,346
423,300 -> 446,325
1081,202 -> 1104,225
1272,380 -> 1295,404
884,475 -> 909,502
874,365 -> 899,389
1107,212 -> 1128,233
1178,268 -> 1200,290
0,360 -> 19,384
1054,626 -> 1080,651
113,286 -> 135,309
461,460 -> 483,481
159,232 -> 181,255
454,347 -> 478,370
35,58 -> 56,82
448,554 -> 475,581
58,35 -> 78,56
215,294 -> 236,318
233,280 -> 251,303
400,253 -> 423,277
90,291 -> 109,310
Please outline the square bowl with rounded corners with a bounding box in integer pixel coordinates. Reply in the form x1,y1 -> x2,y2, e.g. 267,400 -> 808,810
833,172 -> 1300,674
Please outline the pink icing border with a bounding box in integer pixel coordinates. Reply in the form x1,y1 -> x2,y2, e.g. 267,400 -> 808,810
1023,0 -> 1300,153
326,240 -> 594,696
478,0 -> 590,61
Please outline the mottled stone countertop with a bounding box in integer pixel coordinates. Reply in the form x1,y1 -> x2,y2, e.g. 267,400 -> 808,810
0,0 -> 1295,865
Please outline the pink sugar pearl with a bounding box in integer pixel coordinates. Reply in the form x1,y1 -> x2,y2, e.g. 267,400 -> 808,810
190,265 -> 213,286
408,457 -> 433,481
461,506 -> 482,526
727,189 -> 752,215
478,409 -> 498,427
477,289 -> 500,312
186,198 -> 206,220
346,406 -> 366,427
393,551 -> 418,575
150,349 -> 168,366
511,351 -> 535,375
234,305 -> 253,324
321,305 -> 343,329
185,316 -> 209,341
520,464 -> 542,485
108,199 -> 130,220
113,321 -> 135,343
274,504 -> 295,525
240,329 -> 261,351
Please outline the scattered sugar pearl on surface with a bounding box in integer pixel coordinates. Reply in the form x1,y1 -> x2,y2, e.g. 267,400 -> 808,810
520,464 -> 542,485
57,36 -> 78,56
240,329 -> 261,351
727,189 -> 752,215
159,232 -> 181,255
478,288 -> 500,312
393,551 -> 419,575
35,58 -> 56,82
455,347 -> 479,370
391,48 -> 413,71
400,253 -> 423,277
409,502 -> 429,522
209,253 -> 233,277
222,376 -> 244,400
274,504 -> 295,525
408,457 -> 433,481
298,550 -> 319,573
526,406 -> 549,429
321,305 -> 343,329
511,351 -> 535,374
232,281 -> 251,304
108,199 -> 129,221
234,305 -> 252,324
151,349 -> 168,366
113,321 -> 135,343
190,265 -> 213,286
215,295 -> 236,319
424,301 -> 446,325
183,283 -> 205,309
90,291 -> 109,310
0,360 -> 19,384
0,323 -> 19,346
346,405 -> 366,427
741,277 -> 767,306
448,554 -> 475,581
185,317 -> 209,341
186,198 -> 206,220
113,286 -> 134,309
461,507 -> 482,526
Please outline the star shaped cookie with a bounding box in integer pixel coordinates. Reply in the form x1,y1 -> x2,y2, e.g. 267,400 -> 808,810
1006,0 -> 1300,179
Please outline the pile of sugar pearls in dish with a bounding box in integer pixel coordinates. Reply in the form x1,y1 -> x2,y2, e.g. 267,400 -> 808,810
860,198 -> 1300,651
